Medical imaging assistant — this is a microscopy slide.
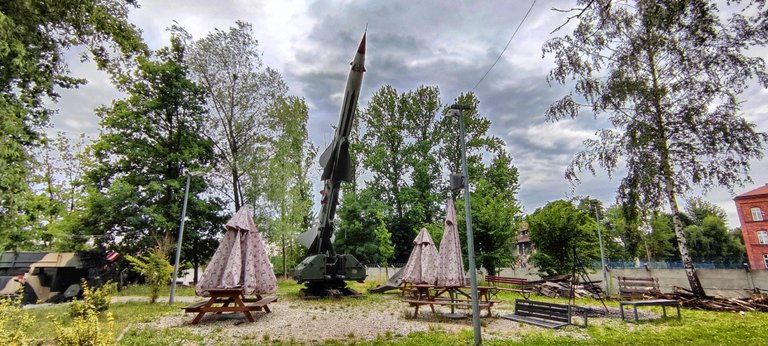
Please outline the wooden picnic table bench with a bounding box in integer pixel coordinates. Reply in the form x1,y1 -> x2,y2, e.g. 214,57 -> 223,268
401,285 -> 499,317
484,275 -> 533,299
619,299 -> 680,322
501,299 -> 588,329
183,288 -> 277,324
618,276 -> 661,300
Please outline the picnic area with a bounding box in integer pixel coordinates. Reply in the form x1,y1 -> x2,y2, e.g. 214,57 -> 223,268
9,278 -> 768,345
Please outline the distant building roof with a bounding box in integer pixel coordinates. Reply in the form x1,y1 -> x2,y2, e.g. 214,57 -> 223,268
734,184 -> 768,200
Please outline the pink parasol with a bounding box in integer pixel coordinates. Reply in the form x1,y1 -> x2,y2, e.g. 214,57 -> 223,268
400,228 -> 439,285
196,206 -> 277,296
437,198 -> 465,287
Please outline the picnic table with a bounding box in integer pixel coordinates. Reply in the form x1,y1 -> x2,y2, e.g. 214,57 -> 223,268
401,285 -> 498,318
619,299 -> 681,322
184,288 -> 277,324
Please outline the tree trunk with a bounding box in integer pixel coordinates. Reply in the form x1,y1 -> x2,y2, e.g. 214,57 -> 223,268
282,235 -> 287,280
647,41 -> 706,298
232,166 -> 241,210
663,177 -> 706,297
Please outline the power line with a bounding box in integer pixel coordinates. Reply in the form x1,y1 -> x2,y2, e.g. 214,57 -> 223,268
472,0 -> 538,91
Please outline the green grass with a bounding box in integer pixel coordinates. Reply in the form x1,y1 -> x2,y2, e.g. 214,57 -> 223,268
116,284 -> 197,297
23,301 -> 186,344
14,280 -> 768,345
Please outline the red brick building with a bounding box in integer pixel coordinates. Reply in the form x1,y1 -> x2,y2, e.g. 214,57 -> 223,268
734,184 -> 768,270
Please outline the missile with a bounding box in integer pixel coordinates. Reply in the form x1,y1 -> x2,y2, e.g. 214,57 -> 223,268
298,31 -> 366,251
318,31 -> 366,183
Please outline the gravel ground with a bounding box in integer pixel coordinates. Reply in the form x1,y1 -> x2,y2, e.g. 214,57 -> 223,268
128,296 -> 656,344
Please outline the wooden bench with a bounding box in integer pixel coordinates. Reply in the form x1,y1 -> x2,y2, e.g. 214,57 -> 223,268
183,288 -> 277,324
501,299 -> 587,329
485,275 -> 533,299
620,299 -> 680,322
618,276 -> 661,300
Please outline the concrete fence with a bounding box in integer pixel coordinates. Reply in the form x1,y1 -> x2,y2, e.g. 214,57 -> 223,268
364,266 -> 768,298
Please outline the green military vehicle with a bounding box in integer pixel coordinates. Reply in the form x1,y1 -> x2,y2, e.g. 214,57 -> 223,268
0,250 -> 120,304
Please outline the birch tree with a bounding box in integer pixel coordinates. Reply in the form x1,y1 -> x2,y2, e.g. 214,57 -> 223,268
543,0 -> 767,296
186,21 -> 288,210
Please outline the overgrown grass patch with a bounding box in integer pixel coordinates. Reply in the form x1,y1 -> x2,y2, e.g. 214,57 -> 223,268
17,280 -> 768,345
116,284 -> 196,297
23,302 -> 186,344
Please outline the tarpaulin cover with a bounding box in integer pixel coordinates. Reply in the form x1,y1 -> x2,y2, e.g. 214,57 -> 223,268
196,206 -> 277,296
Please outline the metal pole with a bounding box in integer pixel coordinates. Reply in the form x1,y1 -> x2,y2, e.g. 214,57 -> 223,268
594,205 -> 609,296
170,173 -> 191,304
453,104 -> 482,345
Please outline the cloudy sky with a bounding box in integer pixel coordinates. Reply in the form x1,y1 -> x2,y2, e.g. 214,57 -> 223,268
51,0 -> 768,228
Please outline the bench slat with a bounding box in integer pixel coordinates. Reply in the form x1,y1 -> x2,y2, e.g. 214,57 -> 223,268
502,314 -> 569,329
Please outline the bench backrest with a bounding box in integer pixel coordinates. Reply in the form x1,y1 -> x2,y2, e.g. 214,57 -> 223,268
514,299 -> 571,323
486,276 -> 527,285
618,276 -> 660,299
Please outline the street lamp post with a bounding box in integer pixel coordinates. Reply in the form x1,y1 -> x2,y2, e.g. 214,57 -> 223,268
170,171 -> 203,304
450,103 -> 482,346
594,205 -> 609,296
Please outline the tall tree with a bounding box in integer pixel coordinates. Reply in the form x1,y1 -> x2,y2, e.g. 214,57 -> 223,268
402,85 -> 443,225
360,85 -> 419,262
0,0 -> 145,249
22,133 -> 94,249
457,151 -> 522,275
604,204 -> 645,260
684,215 -> 746,260
335,188 -> 387,264
83,36 -> 224,262
544,0 -> 767,296
685,197 -> 727,226
185,21 -> 288,211
527,200 -> 600,276
438,92 -> 503,199
264,96 -> 315,277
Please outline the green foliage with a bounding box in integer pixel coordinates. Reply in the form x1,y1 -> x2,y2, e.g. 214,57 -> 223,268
437,92 -> 503,190
125,247 -> 173,304
336,188 -> 388,264
0,291 -> 34,345
457,152 -> 522,275
77,34 -> 224,259
603,204 -> 644,261
527,200 -> 599,276
685,197 -> 728,227
0,0 -> 145,251
357,86 -> 503,263
184,21 -> 289,210
543,0 -> 767,297
644,213 -> 679,260
374,223 -> 395,267
264,96 -> 315,275
53,312 -> 114,346
69,281 -> 112,319
58,281 -> 115,345
684,215 -> 746,260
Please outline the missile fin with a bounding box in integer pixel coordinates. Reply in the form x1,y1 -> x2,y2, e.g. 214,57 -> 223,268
298,226 -> 319,249
336,142 -> 353,182
319,142 -> 334,168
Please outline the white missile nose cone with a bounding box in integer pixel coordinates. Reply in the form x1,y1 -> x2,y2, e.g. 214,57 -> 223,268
357,32 -> 366,55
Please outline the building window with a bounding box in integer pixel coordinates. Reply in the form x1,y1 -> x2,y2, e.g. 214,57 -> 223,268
764,254 -> 768,269
759,231 -> 768,245
751,207 -> 763,221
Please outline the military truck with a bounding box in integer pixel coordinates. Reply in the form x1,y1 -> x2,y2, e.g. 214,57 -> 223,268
0,250 -> 120,304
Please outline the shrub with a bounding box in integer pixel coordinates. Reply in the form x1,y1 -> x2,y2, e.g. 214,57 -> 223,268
54,312 -> 114,346
0,289 -> 34,346
125,246 -> 173,304
70,280 -> 112,319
